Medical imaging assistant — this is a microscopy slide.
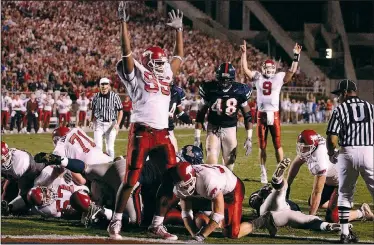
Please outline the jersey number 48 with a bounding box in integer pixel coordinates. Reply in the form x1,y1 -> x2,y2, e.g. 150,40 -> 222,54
211,98 -> 237,116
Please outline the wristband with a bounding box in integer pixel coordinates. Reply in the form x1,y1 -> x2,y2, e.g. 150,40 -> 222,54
176,27 -> 183,32
293,53 -> 300,62
211,212 -> 224,224
195,129 -> 201,138
247,129 -> 253,139
122,52 -> 132,58
181,210 -> 194,220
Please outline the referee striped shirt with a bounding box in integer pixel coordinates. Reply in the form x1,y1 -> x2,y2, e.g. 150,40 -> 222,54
92,91 -> 123,122
326,96 -> 374,146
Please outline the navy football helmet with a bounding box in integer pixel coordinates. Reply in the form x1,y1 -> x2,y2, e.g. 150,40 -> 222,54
215,62 -> 235,89
181,145 -> 204,165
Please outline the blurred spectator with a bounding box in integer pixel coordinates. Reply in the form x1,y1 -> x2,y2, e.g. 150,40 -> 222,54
10,94 -> 23,133
26,93 -> 39,133
42,93 -> 54,132
76,92 -> 90,127
120,95 -> 132,130
325,99 -> 333,122
1,91 -> 12,132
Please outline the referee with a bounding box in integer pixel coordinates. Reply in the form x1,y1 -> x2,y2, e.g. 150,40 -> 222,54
91,77 -> 123,159
326,79 -> 373,243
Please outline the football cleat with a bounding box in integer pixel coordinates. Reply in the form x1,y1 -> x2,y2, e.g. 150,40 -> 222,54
340,229 -> 358,244
272,158 -> 291,185
261,169 -> 268,184
360,203 -> 374,221
107,219 -> 122,240
148,225 -> 178,240
34,152 -> 62,166
325,223 -> 340,232
83,202 -> 104,228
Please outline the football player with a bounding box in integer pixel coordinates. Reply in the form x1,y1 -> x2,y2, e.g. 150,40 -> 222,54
241,40 -> 302,184
33,126 -> 126,208
248,158 -> 344,234
194,62 -> 253,171
287,130 -> 373,222
168,69 -> 192,152
27,166 -> 89,219
1,141 -> 47,215
113,2 -> 184,240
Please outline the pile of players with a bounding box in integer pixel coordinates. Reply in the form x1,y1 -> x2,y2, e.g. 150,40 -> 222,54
2,2 -> 373,244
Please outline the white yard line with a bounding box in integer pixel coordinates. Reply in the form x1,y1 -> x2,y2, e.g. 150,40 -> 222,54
1,234 -> 193,244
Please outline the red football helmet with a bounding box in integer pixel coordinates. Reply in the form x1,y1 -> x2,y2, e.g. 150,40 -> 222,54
1,141 -> 12,170
261,59 -> 276,78
27,186 -> 57,207
52,126 -> 70,145
173,162 -> 196,198
69,190 -> 91,213
141,46 -> 168,78
296,129 -> 322,158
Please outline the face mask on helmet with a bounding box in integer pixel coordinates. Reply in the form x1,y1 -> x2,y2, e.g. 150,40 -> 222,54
262,61 -> 276,78
28,186 -> 58,207
1,141 -> 12,170
52,127 -> 70,146
174,163 -> 197,198
296,142 -> 316,158
296,130 -> 320,159
142,48 -> 168,79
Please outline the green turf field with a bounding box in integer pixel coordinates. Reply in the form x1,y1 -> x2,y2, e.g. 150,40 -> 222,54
1,124 -> 373,243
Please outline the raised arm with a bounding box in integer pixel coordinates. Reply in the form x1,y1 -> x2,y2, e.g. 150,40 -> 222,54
118,1 -> 134,74
167,9 -> 184,76
283,43 -> 302,84
240,40 -> 257,80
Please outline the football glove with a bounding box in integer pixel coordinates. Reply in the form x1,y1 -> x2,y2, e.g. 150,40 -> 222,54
244,138 -> 252,156
118,1 -> 130,22
166,9 -> 183,30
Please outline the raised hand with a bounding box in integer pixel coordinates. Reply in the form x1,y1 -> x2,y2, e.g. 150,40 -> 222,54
118,1 -> 130,22
240,40 -> 247,53
166,9 -> 183,30
293,43 -> 302,55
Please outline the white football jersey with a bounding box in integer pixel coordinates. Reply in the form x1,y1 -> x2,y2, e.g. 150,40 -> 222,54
192,164 -> 237,200
253,72 -> 285,112
56,99 -> 68,114
300,137 -> 339,187
1,149 -> 31,179
53,128 -> 112,166
1,95 -> 12,111
117,59 -> 172,129
43,98 -> 55,111
76,97 -> 90,111
33,166 -> 89,218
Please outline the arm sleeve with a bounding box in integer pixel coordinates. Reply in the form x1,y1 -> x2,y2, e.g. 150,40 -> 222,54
326,108 -> 341,136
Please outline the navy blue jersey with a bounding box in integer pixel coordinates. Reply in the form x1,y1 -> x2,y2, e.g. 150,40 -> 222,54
199,81 -> 252,128
168,84 -> 186,131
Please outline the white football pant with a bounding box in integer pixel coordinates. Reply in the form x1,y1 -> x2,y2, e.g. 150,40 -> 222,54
205,124 -> 237,170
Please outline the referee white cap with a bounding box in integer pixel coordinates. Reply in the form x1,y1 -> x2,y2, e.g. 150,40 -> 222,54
99,77 -> 111,85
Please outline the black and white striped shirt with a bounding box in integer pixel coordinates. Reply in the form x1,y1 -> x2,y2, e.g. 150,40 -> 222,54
92,91 -> 123,122
326,96 -> 374,146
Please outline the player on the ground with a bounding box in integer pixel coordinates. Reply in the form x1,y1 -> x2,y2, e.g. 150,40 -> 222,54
194,62 -> 253,171
248,158 -> 344,235
27,166 -> 89,218
90,2 -> 184,240
241,40 -> 302,184
168,75 -> 192,152
287,130 -> 373,222
1,141 -> 46,215
33,126 -> 126,208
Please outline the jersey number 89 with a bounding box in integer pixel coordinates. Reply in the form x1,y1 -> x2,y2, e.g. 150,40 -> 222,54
211,98 -> 237,116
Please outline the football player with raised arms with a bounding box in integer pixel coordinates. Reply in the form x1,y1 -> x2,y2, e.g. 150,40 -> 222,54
241,40 -> 302,184
112,1 -> 184,240
287,130 -> 373,222
194,62 -> 253,171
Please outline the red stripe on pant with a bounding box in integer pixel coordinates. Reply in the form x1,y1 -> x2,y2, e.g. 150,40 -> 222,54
37,108 -> 44,122
59,113 -> 67,126
79,111 -> 86,123
1,111 -> 9,129
256,111 -> 281,150
223,179 -> 245,239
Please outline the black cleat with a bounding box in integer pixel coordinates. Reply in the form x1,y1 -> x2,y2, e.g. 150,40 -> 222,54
34,152 -> 63,166
340,230 -> 359,244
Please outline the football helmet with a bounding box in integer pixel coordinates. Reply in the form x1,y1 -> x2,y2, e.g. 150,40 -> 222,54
27,186 -> 57,207
172,162 -> 196,198
52,126 -> 70,146
70,190 -> 91,213
261,60 -> 276,78
216,62 -> 235,89
181,145 -> 204,165
296,129 -> 321,158
1,141 -> 12,170
141,46 -> 168,78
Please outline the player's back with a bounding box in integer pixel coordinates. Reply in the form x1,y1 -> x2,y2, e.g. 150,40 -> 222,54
53,128 -> 112,165
117,59 -> 172,129
193,164 -> 237,199
254,72 -> 285,112
200,81 -> 251,128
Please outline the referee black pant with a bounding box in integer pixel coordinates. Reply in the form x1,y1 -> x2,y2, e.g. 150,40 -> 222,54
27,112 -> 38,133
